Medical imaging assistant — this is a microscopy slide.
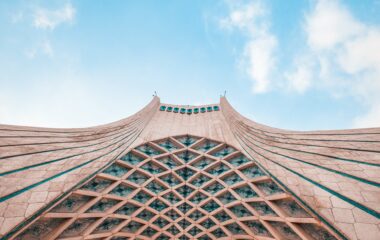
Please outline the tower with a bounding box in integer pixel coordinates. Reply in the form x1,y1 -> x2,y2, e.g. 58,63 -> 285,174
0,97 -> 379,239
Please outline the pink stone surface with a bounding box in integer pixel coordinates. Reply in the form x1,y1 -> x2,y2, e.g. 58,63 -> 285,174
0,96 -> 378,239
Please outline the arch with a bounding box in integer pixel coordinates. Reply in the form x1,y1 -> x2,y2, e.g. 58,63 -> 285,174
13,135 -> 340,240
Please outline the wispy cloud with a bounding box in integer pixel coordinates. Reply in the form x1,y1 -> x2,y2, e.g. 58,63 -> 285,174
220,0 -> 380,128
25,39 -> 54,59
12,2 -> 76,59
284,57 -> 313,93
302,0 -> 380,127
33,2 -> 75,30
220,0 -> 277,93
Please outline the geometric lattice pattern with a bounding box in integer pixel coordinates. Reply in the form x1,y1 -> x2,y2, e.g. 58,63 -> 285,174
15,135 -> 339,240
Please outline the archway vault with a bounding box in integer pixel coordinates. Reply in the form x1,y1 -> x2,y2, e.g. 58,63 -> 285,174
14,135 -> 340,240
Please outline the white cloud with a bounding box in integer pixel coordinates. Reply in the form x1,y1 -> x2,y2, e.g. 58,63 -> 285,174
244,34 -> 277,93
24,40 -> 54,59
41,40 -> 54,57
338,30 -> 380,74
285,61 -> 313,93
16,3 -> 76,59
305,0 -> 364,50
33,3 -> 75,30
302,0 -> 380,128
220,0 -> 277,93
354,105 -> 380,128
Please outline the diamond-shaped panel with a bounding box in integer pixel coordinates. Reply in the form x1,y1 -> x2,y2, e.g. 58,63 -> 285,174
178,219 -> 191,230
222,173 -> 243,185
240,165 -> 265,178
166,209 -> 181,220
191,157 -> 214,170
120,152 -> 145,165
133,190 -> 152,203
201,200 -> 220,213
176,185 -> 195,198
256,181 -> 284,196
141,162 -> 166,174
122,221 -> 143,233
176,151 -> 198,163
93,218 -> 122,234
207,163 -> 230,176
127,171 -> 149,184
249,201 -> 277,216
110,184 -> 135,197
204,182 -> 224,194
176,135 -> 199,146
194,139 -> 220,152
51,194 -> 92,213
116,203 -> 140,215
137,209 -> 155,221
150,199 -> 168,212
211,145 -> 236,158
157,139 -> 179,152
153,217 -> 169,228
175,167 -> 195,181
81,177 -> 113,193
229,204 -> 252,217
190,174 -> 211,187
227,154 -> 250,166
234,185 -> 258,198
157,155 -> 180,169
103,164 -> 129,177
136,144 -> 163,156
244,220 -> 272,237
86,198 -> 119,213
146,180 -> 166,194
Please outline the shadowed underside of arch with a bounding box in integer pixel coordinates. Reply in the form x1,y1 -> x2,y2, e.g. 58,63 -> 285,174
14,135 -> 340,240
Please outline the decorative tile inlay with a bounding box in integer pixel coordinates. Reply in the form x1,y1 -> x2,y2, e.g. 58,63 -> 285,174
120,152 -> 144,165
86,198 -> 119,213
176,135 -> 199,146
15,135 -> 340,240
81,177 -> 113,193
195,139 -> 220,152
127,171 -> 149,184
149,199 -> 168,212
110,184 -> 135,197
244,220 -> 272,237
103,163 -> 129,177
156,139 -> 179,152
175,150 -> 198,163
93,218 -> 122,233
136,143 -> 163,156
51,194 -> 93,213
211,145 -> 236,158
157,155 -> 180,169
115,203 -> 140,215
192,157 -> 214,169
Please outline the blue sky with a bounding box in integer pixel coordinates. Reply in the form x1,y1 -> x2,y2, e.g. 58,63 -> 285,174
0,0 -> 380,130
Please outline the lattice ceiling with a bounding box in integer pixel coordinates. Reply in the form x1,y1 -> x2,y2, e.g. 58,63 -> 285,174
15,135 -> 339,240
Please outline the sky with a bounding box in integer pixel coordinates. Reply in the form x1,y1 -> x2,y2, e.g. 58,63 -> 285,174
0,0 -> 380,130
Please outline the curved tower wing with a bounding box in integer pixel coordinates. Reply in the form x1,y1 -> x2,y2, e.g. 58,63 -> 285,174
221,97 -> 380,240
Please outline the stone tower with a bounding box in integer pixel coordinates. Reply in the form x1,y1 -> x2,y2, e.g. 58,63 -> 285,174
0,97 -> 379,240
